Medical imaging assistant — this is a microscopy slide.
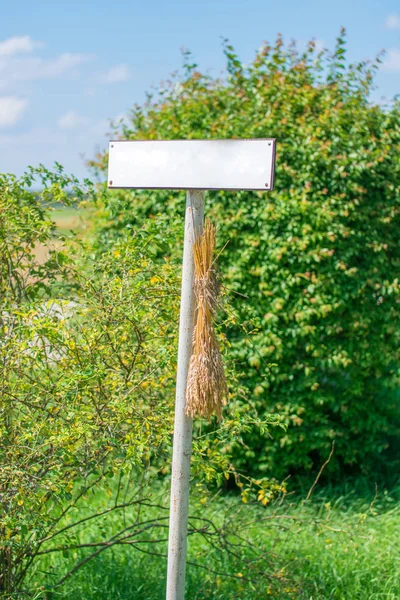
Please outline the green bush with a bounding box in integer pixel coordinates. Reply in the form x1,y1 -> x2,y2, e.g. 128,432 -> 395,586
0,168 -> 181,597
92,31 -> 400,480
0,167 -> 282,598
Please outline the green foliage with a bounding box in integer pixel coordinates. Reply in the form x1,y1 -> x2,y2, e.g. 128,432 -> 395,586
0,167 -> 179,596
0,168 -> 283,598
0,166 -> 81,303
92,31 -> 400,480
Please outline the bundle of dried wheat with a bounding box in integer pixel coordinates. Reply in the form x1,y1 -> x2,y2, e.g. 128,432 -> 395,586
185,219 -> 228,420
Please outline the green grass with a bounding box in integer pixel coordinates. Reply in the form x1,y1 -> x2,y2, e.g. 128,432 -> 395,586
32,485 -> 400,600
51,206 -> 89,236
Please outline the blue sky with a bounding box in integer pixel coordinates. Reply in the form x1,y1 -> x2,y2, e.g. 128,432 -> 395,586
1,0 -> 399,180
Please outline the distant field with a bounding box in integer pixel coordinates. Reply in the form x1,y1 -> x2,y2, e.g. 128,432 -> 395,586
52,206 -> 89,235
33,206 -> 89,264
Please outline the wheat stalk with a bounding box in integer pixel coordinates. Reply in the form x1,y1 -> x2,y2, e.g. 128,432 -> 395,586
185,219 -> 228,420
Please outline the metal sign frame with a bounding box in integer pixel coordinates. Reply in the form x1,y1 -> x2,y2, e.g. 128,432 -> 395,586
108,138 -> 276,191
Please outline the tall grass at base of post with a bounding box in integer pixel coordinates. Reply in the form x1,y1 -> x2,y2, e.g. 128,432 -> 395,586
33,484 -> 400,600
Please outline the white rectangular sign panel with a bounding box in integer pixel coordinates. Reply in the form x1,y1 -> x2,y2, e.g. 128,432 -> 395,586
108,139 -> 276,191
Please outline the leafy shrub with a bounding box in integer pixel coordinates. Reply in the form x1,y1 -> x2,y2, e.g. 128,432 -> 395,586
0,167 -> 180,596
91,31 -> 400,480
0,167 -> 281,598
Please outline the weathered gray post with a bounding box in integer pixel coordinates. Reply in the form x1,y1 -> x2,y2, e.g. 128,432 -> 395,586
166,190 -> 204,600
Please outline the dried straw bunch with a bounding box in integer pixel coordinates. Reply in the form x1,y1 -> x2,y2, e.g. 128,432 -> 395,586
185,219 -> 228,420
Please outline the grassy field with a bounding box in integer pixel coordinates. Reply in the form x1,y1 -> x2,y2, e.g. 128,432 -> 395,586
33,206 -> 89,264
32,484 -> 400,600
51,206 -> 87,236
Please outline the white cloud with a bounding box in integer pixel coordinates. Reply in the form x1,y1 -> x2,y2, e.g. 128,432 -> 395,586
99,64 -> 130,84
0,35 -> 95,92
0,53 -> 94,87
57,110 -> 88,130
0,96 -> 28,127
385,15 -> 400,30
29,53 -> 94,79
382,48 -> 400,72
0,35 -> 43,57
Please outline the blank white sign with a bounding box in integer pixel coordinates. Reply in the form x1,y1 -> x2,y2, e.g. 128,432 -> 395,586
108,139 -> 276,191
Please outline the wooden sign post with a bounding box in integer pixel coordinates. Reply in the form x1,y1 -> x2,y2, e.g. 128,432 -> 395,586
108,139 -> 276,600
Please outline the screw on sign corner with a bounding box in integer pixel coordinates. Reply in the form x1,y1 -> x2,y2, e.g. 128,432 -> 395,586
265,183 -> 269,188
109,181 -> 113,186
